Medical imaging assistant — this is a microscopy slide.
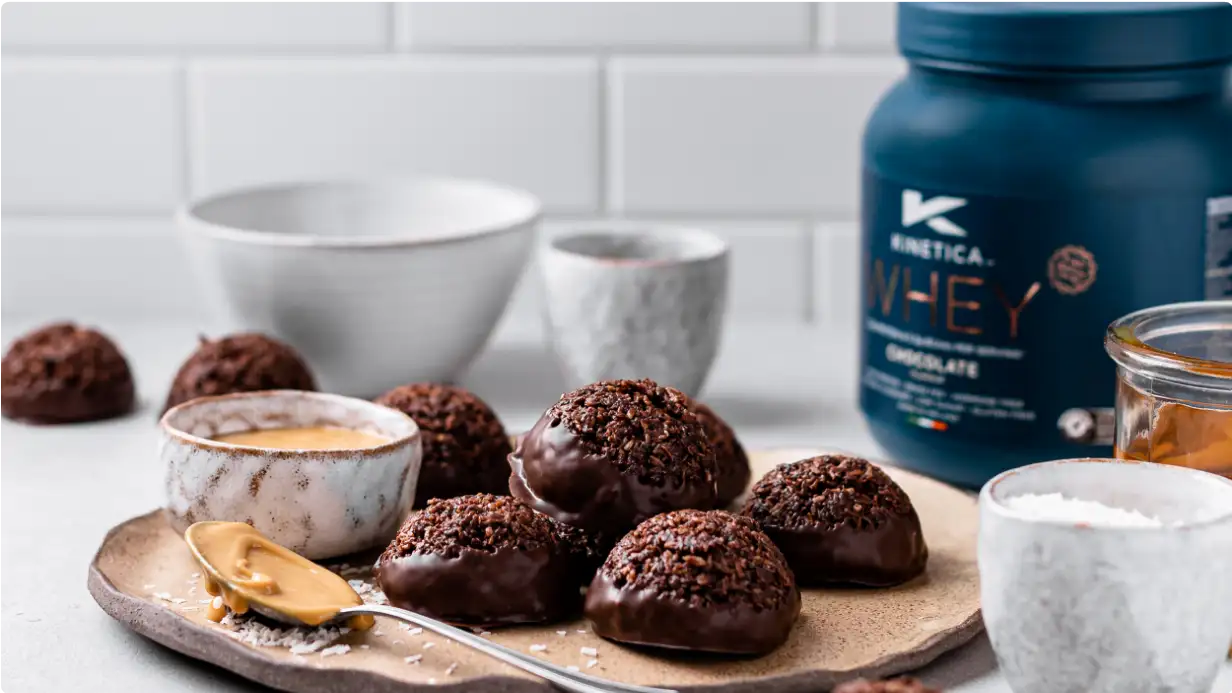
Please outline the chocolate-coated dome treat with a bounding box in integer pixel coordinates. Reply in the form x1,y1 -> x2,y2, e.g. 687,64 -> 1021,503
553,522 -> 612,579
375,494 -> 579,626
834,678 -> 942,693
374,383 -> 512,507
741,455 -> 927,587
585,509 -> 799,655
163,333 -> 315,413
691,401 -> 750,507
510,379 -> 718,536
2,322 -> 135,424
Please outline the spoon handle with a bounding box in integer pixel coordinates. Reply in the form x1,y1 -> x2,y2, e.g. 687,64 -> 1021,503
337,605 -> 677,693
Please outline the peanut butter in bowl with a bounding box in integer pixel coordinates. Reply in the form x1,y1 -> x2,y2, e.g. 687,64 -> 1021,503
160,390 -> 423,560
213,426 -> 390,451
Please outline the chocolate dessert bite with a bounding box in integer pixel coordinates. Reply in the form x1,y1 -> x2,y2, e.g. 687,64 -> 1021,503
163,333 -> 315,412
584,509 -> 799,655
552,521 -> 611,579
1,322 -> 135,424
834,678 -> 943,693
691,401 -> 751,507
741,455 -> 927,587
375,494 -> 579,626
510,379 -> 718,536
374,383 -> 512,507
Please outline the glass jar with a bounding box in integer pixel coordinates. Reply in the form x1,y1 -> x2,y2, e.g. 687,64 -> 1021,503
1105,301 -> 1232,478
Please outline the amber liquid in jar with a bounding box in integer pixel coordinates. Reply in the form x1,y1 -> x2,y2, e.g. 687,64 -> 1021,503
1115,379 -> 1232,477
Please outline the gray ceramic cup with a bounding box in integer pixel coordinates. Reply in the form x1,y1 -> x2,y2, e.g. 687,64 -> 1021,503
979,459 -> 1232,693
539,228 -> 729,397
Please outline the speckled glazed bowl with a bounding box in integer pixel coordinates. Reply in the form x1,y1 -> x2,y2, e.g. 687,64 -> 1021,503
160,390 -> 421,559
979,459 -> 1232,693
540,228 -> 729,397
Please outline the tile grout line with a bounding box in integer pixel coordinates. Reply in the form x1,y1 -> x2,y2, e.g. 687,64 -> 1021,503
0,47 -> 899,60
596,56 -> 609,216
817,3 -> 839,52
807,2 -> 821,52
386,2 -> 400,53
174,57 -> 193,205
603,57 -> 622,215
803,221 -> 817,324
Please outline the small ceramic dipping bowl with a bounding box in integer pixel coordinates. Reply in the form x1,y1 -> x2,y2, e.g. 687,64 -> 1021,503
979,459 -> 1232,693
160,390 -> 422,559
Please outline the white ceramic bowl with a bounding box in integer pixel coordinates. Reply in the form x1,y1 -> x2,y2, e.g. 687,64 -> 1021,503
160,390 -> 422,559
179,179 -> 540,397
979,459 -> 1232,693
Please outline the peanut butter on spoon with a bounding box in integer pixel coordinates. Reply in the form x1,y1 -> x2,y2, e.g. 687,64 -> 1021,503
187,525 -> 678,693
184,522 -> 373,630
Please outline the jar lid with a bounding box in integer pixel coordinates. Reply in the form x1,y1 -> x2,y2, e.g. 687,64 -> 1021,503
1106,301 -> 1232,397
898,2 -> 1232,71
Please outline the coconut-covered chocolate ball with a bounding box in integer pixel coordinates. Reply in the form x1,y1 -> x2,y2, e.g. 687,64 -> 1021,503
374,383 -> 512,508
741,455 -> 927,587
509,379 -> 718,536
690,401 -> 750,507
834,678 -> 943,693
552,521 -> 612,580
1,322 -> 135,424
375,494 -> 579,626
163,333 -> 315,413
584,509 -> 799,655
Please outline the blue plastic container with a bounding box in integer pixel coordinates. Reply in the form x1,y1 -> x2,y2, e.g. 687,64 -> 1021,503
859,2 -> 1232,488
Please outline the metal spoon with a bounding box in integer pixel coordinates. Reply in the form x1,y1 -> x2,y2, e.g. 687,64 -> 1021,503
331,604 -> 674,693
239,599 -> 675,693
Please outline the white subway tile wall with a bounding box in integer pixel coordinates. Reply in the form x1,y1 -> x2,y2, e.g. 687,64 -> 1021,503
1,3 -> 389,52
188,57 -> 600,209
396,3 -> 812,49
1,1 -> 900,329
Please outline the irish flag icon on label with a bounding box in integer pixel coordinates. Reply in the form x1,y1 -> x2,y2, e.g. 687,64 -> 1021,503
907,415 -> 949,432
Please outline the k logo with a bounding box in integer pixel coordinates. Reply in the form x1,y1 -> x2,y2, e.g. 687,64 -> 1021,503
902,190 -> 968,238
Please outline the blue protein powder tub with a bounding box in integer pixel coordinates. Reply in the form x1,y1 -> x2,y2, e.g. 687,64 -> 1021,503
860,2 -> 1232,488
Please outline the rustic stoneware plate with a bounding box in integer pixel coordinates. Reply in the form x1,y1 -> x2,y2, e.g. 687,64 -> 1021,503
88,449 -> 982,693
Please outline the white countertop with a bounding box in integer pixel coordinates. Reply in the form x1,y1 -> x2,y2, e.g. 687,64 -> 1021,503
2,320 -> 1229,693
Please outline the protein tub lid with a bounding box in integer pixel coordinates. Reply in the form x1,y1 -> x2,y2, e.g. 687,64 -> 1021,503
898,2 -> 1232,71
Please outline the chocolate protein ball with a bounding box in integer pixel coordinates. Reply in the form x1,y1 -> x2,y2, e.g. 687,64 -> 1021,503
1,322 -> 135,424
552,522 -> 612,580
741,455 -> 927,587
163,334 -> 315,413
585,509 -> 800,655
509,379 -> 718,536
374,383 -> 512,507
375,494 -> 579,626
834,678 -> 943,693
690,401 -> 751,507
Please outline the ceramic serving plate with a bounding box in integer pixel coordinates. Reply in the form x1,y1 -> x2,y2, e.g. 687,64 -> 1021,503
89,448 -> 982,693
